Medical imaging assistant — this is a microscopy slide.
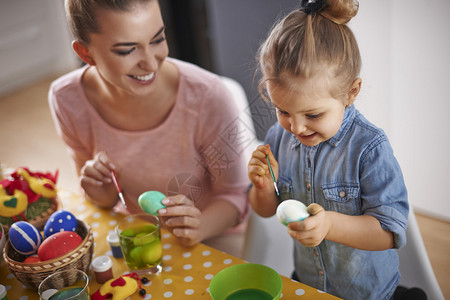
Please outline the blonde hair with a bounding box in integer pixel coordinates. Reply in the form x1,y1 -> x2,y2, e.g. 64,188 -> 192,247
65,0 -> 156,45
258,0 -> 360,100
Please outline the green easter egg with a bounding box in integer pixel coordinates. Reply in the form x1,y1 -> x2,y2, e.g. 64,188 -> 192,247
138,191 -> 167,215
130,246 -> 143,264
120,229 -> 135,237
141,240 -> 162,264
133,232 -> 156,246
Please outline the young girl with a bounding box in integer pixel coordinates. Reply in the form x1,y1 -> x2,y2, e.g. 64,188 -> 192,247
247,0 -> 419,299
49,0 -> 249,257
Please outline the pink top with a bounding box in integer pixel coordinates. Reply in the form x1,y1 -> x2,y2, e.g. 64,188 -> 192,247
49,58 -> 250,230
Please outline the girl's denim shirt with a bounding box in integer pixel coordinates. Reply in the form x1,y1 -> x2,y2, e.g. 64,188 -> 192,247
265,106 -> 409,300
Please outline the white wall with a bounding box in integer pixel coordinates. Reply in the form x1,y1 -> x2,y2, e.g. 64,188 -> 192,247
351,1 -> 450,221
0,0 -> 77,96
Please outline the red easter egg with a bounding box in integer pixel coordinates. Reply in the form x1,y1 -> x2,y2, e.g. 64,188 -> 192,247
23,255 -> 41,263
38,231 -> 82,261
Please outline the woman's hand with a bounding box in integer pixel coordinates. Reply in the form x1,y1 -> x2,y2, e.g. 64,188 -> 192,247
248,144 -> 278,192
287,204 -> 331,247
158,194 -> 202,247
79,151 -> 118,208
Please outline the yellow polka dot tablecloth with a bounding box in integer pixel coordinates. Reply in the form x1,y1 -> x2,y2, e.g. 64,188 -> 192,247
0,190 -> 341,299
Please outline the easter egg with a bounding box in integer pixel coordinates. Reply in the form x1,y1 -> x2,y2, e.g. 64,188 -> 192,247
9,221 -> 43,255
138,191 -> 167,215
23,254 -> 41,263
141,240 -> 162,264
276,199 -> 310,226
44,210 -> 77,238
38,231 -> 82,261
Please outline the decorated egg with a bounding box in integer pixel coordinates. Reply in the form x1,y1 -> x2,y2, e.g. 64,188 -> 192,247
276,199 -> 310,226
138,191 -> 167,215
44,210 -> 77,238
23,254 -> 41,263
38,231 -> 82,261
9,221 -> 43,255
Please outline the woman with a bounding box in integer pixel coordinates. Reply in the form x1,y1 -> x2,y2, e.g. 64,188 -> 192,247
49,0 -> 250,256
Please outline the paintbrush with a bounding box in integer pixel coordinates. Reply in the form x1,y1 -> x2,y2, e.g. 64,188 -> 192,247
111,170 -> 127,208
266,155 -> 280,197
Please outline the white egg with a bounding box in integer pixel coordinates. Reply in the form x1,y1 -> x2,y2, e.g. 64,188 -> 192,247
276,199 -> 310,226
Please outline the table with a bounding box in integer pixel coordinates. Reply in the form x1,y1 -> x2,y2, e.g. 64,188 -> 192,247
1,189 -> 341,299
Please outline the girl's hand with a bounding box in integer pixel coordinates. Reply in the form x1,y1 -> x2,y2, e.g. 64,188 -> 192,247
287,204 -> 331,247
248,144 -> 278,191
158,194 -> 202,247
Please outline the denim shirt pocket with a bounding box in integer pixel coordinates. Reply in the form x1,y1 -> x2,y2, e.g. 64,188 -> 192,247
322,183 -> 361,215
277,175 -> 294,201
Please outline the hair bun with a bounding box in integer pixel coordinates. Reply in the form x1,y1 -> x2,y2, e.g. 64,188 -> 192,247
300,0 -> 327,15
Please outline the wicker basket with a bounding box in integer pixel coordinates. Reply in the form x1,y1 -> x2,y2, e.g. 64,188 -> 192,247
2,219 -> 94,291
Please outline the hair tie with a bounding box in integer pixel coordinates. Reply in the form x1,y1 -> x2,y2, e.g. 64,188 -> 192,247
300,0 -> 327,15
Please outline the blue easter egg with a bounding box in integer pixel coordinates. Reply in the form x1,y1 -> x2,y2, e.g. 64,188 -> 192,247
9,221 -> 43,255
44,210 -> 77,238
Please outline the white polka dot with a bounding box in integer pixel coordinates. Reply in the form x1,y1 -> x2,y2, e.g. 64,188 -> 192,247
280,293 -> 283,298
317,290 -> 326,293
144,294 -> 152,299
163,233 -> 171,239
203,261 -> 212,268
223,259 -> 232,264
204,274 -> 214,280
67,215 -> 72,220
49,228 -> 54,233
185,289 -> 194,295
93,212 -> 101,219
93,232 -> 99,238
202,250 -> 211,256
109,220 -> 117,226
19,296 -> 28,300
163,255 -> 172,261
58,219 -> 63,223
91,222 -> 100,228
164,291 -> 173,298
183,264 -> 192,270
77,205 -> 86,211
59,228 -> 64,232
163,266 -> 172,272
6,273 -> 13,279
109,211 -> 117,217
184,276 -> 193,282
163,278 -> 172,285
295,289 -> 305,295
182,252 -> 191,258
163,244 -> 172,249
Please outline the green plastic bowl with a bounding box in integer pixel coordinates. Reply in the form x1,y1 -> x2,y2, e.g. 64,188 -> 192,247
209,263 -> 283,300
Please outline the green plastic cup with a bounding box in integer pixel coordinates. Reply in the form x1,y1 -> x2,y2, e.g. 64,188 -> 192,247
209,263 -> 283,300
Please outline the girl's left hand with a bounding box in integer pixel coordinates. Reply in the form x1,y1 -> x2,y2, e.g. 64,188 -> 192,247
158,194 -> 202,247
287,204 -> 331,247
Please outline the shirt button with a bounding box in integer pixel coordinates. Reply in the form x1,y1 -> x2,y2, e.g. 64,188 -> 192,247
339,190 -> 346,198
306,183 -> 311,191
